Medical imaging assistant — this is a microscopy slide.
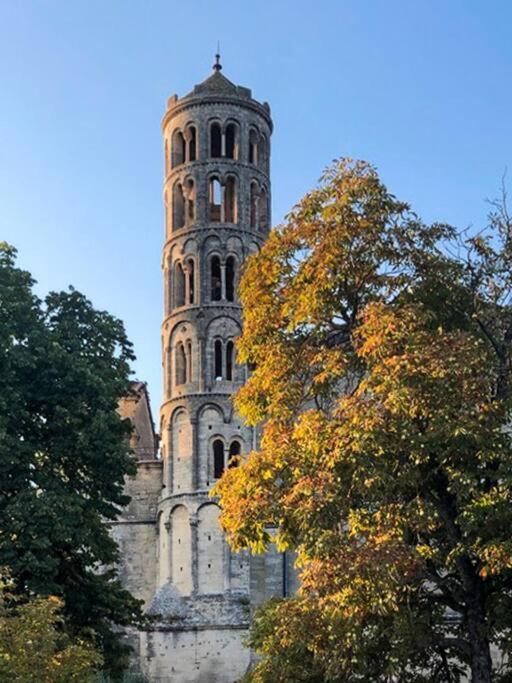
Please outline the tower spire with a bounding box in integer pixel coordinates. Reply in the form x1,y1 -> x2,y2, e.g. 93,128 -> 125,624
213,43 -> 222,71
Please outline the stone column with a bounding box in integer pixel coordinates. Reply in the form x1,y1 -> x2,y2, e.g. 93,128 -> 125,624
184,264 -> 191,304
221,184 -> 226,223
198,336 -> 205,392
190,418 -> 199,490
163,517 -> 171,585
190,511 -> 199,593
166,424 -> 173,493
220,263 -> 226,301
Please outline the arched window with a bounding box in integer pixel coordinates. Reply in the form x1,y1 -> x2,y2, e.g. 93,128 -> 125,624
211,256 -> 222,301
173,182 -> 185,230
250,182 -> 259,229
185,179 -> 195,224
186,339 -> 192,382
186,258 -> 195,304
209,178 -> 222,222
213,439 -> 225,479
249,129 -> 259,165
166,346 -> 172,396
175,343 -> 187,385
225,123 -> 238,159
175,262 -> 185,308
259,188 -> 268,231
225,176 -> 237,223
171,130 -> 186,167
210,122 -> 222,158
214,340 -> 223,380
166,263 -> 172,314
225,256 -> 235,302
186,125 -> 197,162
226,340 -> 234,381
228,440 -> 241,468
258,133 -> 267,171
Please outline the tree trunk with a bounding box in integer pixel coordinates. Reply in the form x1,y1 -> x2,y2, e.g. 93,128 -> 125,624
467,596 -> 492,683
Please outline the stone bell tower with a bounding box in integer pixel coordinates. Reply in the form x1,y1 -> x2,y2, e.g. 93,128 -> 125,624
138,57 -> 273,682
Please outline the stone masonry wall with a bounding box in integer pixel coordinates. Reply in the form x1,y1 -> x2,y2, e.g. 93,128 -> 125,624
112,461 -> 162,607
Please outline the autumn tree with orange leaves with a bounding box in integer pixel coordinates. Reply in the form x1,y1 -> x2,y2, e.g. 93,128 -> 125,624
213,160 -> 512,683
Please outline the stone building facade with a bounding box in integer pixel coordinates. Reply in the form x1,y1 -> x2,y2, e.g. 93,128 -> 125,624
112,61 -> 298,682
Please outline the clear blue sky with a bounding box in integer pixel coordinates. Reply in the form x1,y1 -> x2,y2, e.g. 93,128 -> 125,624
1,1 -> 511,417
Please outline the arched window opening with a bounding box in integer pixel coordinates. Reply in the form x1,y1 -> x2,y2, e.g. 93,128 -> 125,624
185,178 -> 195,224
226,340 -> 234,381
167,265 -> 172,314
228,440 -> 241,468
250,182 -> 259,229
249,129 -> 259,165
225,176 -> 237,223
175,262 -> 186,308
211,256 -> 222,301
214,340 -> 223,380
225,123 -> 238,159
209,178 -> 222,222
166,347 -> 172,397
259,188 -> 268,231
225,256 -> 235,302
171,130 -> 186,167
186,339 -> 192,382
213,439 -> 225,479
258,134 -> 267,171
173,182 -> 185,230
210,122 -> 222,158
186,258 -> 195,304
175,343 -> 187,385
187,125 -> 197,162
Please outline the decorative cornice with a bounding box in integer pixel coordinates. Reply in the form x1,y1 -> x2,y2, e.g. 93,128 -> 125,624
163,159 -> 270,185
161,225 -> 266,254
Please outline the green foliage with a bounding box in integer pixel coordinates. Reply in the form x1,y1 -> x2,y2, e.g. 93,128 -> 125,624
0,244 -> 142,677
214,160 -> 512,682
0,570 -> 102,682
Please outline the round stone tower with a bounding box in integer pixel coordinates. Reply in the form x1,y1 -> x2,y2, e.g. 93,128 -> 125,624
146,59 -> 272,682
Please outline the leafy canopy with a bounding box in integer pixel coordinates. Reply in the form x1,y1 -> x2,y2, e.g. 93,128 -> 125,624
0,243 -> 142,677
0,570 -> 102,682
214,160 -> 512,682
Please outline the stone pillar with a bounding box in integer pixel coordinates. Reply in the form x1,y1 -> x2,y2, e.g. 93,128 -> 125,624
191,418 -> 199,490
190,511 -> 199,593
221,184 -> 226,222
198,336 -> 205,392
184,265 -> 191,304
166,424 -> 173,492
220,263 -> 226,301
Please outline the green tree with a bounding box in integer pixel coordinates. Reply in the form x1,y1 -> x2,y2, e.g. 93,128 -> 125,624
0,571 -> 102,682
0,244 -> 142,677
214,160 -> 512,682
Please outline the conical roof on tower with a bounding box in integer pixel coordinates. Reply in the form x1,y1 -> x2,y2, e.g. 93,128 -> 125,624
164,56 -> 272,130
186,69 -> 244,98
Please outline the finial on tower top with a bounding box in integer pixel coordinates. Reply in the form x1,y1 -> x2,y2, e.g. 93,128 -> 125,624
213,43 -> 222,71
